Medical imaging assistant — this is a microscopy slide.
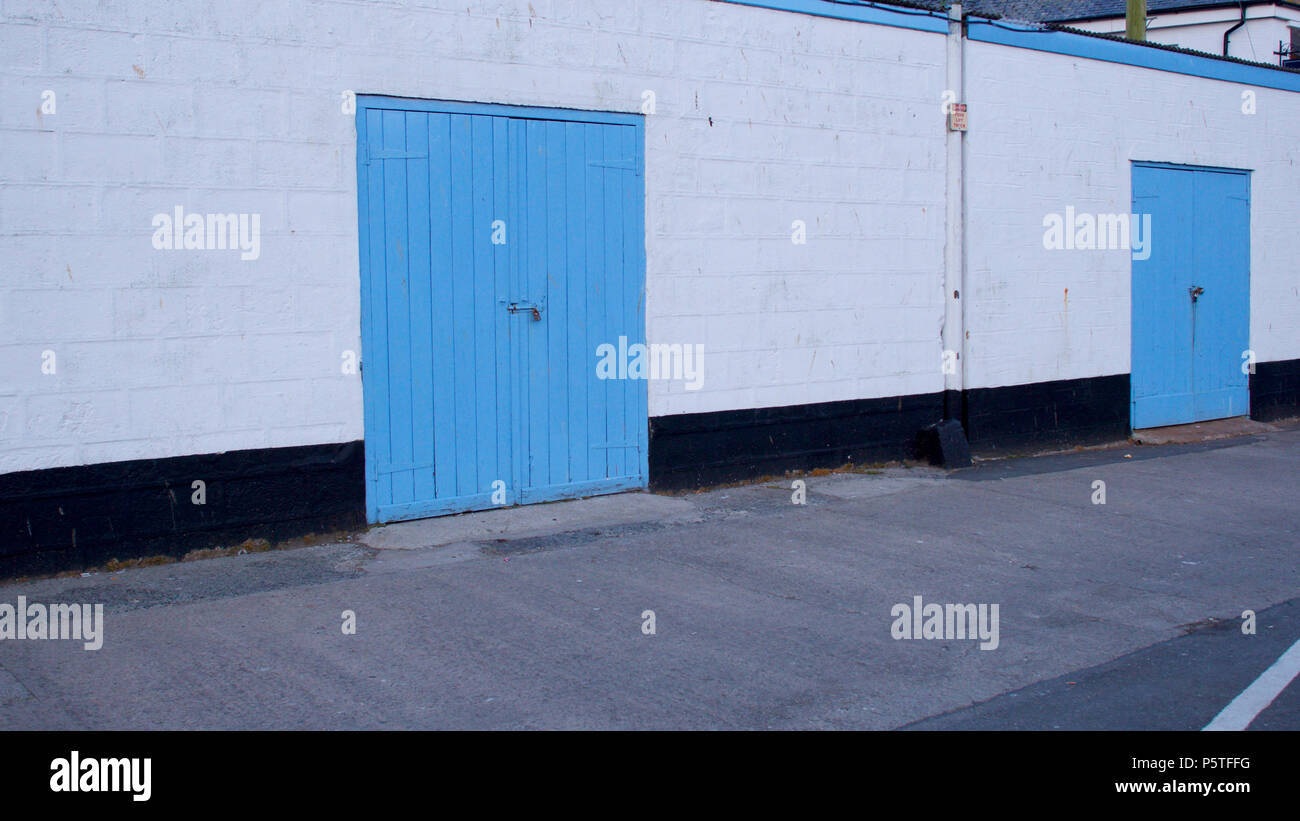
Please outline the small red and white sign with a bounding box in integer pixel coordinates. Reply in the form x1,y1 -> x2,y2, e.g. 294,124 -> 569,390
948,103 -> 968,132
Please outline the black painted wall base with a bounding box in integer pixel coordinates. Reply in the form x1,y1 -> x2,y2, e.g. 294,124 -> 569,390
1251,358 -> 1300,422
0,442 -> 365,579
649,392 -> 945,490
647,373 -> 1133,489
962,373 -> 1131,454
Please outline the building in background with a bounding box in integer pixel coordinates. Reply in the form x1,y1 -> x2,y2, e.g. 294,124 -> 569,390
970,0 -> 1300,64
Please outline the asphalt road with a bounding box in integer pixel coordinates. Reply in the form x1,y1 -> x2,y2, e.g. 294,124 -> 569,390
1,425 -> 1297,730
903,597 -> 1300,730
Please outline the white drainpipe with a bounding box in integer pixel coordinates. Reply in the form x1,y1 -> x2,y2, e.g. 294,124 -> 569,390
942,1 -> 966,420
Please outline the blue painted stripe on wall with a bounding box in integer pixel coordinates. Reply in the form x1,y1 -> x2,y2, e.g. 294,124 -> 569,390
968,18 -> 1300,93
718,0 -> 950,33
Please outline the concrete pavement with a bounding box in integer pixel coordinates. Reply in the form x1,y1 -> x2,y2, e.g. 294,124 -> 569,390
1,425 -> 1297,729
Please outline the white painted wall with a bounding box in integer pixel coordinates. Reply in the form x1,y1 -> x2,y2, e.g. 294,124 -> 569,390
963,39 -> 1300,390
0,0 -> 948,475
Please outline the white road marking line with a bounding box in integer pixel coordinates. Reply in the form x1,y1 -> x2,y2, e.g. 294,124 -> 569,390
1203,636 -> 1300,731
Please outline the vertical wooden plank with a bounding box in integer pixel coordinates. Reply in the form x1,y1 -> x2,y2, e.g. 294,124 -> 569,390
405,111 -> 436,505
1227,172 -> 1252,414
357,107 -> 383,520
508,117 -> 527,500
493,116 -> 514,503
602,124 -> 627,479
381,108 -> 414,506
628,121 -> 650,484
525,119 -> 551,490
366,108 -> 395,513
471,114 -> 500,496
1190,169 -> 1211,402
546,121 -> 570,485
584,123 -> 609,481
619,123 -> 646,482
1132,165 -> 1164,425
564,120 -> 589,485
450,114 -> 478,497
428,112 -> 457,501
1161,168 -> 1195,420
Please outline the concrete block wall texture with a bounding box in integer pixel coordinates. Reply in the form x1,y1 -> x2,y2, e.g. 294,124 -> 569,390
962,39 -> 1300,392
0,0 -> 948,477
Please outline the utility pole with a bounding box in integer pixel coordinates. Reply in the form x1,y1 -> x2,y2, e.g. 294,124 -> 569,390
1126,0 -> 1147,41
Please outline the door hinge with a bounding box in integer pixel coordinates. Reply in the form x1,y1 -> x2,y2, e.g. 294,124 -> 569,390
588,158 -> 639,175
362,145 -> 429,165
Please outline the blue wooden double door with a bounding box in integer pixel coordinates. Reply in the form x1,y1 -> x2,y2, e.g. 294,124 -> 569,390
1131,162 -> 1251,429
357,98 -> 647,524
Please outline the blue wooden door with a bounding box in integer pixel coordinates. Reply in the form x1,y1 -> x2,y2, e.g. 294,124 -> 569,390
1131,163 -> 1250,429
513,118 -> 648,505
357,99 -> 646,524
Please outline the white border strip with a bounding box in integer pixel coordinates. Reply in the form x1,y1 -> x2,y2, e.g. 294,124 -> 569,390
1203,636 -> 1300,731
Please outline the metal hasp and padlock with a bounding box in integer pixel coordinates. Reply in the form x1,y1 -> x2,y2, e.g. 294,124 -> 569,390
507,301 -> 542,321
1189,285 -> 1205,303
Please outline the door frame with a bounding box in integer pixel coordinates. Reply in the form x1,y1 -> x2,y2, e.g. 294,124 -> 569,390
355,96 -> 648,523
1129,159 -> 1252,430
